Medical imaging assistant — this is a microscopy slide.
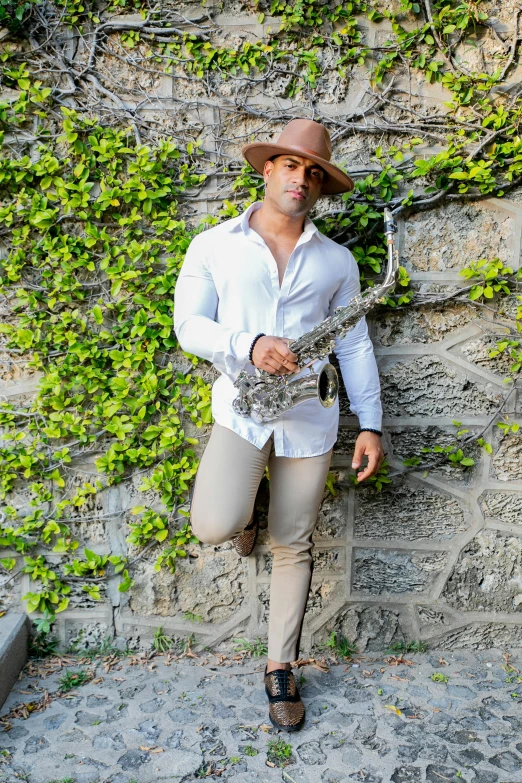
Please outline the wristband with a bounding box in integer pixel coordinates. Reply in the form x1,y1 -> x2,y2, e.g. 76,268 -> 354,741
359,427 -> 382,437
248,332 -> 265,362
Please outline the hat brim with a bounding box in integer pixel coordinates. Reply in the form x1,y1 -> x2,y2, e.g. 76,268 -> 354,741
241,142 -> 354,195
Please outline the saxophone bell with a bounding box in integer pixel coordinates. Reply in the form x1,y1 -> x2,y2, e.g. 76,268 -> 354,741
289,362 -> 339,411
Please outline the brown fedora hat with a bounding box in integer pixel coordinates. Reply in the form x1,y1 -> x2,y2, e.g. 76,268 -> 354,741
242,118 -> 354,195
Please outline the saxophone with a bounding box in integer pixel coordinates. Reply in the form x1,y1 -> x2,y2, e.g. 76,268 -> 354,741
232,208 -> 400,424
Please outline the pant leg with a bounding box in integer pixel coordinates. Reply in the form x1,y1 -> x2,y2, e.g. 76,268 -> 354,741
190,422 -> 272,545
266,447 -> 333,663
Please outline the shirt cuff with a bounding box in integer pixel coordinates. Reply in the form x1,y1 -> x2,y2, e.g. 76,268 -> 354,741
231,331 -> 260,363
357,413 -> 383,431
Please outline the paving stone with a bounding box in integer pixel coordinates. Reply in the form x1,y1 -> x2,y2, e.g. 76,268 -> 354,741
296,739 -> 326,765
341,745 -> 363,769
397,745 -> 418,762
139,696 -> 166,712
74,709 -> 104,726
307,698 -> 339,718
391,767 -> 422,783
61,727 -> 89,743
319,728 -> 353,749
238,706 -> 265,721
4,725 -> 29,739
164,729 -> 184,748
23,736 -> 49,754
167,705 -> 198,723
449,747 -> 485,767
281,768 -> 310,782
118,748 -> 151,770
472,773 -> 499,783
85,693 -> 109,708
417,739 -> 449,764
119,683 -> 147,699
457,715 -> 490,732
348,769 -> 382,782
425,764 -> 461,783
486,734 -> 512,748
211,700 -> 236,718
92,731 -> 126,749
42,712 -> 68,730
321,770 -> 350,783
106,703 -> 129,722
488,750 -> 522,772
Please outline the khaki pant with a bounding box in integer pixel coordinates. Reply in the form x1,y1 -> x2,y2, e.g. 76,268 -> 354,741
190,422 -> 333,663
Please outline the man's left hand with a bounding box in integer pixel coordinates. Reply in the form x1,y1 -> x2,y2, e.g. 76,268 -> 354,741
352,431 -> 385,482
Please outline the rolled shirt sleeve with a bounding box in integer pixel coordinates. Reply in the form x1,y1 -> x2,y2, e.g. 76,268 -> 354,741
328,249 -> 383,431
173,235 -> 258,380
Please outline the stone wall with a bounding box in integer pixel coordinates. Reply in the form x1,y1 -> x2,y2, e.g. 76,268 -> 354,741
1,0 -> 522,654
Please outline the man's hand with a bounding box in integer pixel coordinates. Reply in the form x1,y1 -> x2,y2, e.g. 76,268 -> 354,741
251,335 -> 299,375
352,431 -> 384,482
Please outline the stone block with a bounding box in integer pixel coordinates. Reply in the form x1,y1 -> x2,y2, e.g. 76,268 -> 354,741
380,355 -> 502,417
128,547 -> 247,622
353,548 -> 448,594
374,301 -> 475,346
354,480 -> 468,541
479,490 -> 522,527
427,622 -> 522,650
442,529 -> 522,612
452,333 -> 516,378
389,426 -> 479,482
314,487 -> 348,539
65,621 -> 111,652
491,432 -> 522,481
314,604 -> 406,652
401,201 -> 516,273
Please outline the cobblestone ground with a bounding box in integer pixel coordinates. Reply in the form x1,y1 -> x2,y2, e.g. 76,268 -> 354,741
1,643 -> 522,783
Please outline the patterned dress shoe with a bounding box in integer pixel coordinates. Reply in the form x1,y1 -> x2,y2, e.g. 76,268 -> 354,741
231,508 -> 259,557
264,665 -> 305,731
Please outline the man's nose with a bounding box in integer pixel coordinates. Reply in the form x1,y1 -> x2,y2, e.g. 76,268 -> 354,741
291,169 -> 307,188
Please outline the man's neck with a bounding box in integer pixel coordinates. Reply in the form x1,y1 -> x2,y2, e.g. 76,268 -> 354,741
249,199 -> 306,241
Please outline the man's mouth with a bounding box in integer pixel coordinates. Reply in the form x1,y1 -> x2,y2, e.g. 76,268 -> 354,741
287,190 -> 306,200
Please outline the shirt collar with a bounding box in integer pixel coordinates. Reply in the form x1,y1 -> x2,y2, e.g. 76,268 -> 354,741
229,200 -> 324,244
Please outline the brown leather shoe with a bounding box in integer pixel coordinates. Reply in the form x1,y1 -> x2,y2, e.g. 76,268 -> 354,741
231,508 -> 259,557
264,665 -> 305,731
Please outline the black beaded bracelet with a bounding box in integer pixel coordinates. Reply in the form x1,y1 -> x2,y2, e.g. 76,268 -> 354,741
248,332 -> 266,362
359,427 -> 383,437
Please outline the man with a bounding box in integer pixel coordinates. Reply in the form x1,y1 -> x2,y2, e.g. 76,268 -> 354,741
173,118 -> 384,731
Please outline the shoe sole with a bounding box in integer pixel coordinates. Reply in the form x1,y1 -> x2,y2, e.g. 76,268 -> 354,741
264,684 -> 305,731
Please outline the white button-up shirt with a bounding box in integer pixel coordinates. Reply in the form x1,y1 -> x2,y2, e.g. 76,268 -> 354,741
173,200 -> 382,457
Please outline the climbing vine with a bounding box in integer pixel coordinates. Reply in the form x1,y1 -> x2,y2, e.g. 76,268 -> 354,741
0,0 -> 521,632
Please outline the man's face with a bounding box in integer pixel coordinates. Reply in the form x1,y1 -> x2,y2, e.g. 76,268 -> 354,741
263,154 -> 326,216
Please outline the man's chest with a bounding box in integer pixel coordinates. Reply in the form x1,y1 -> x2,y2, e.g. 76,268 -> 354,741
209,239 -> 343,304
263,238 -> 296,285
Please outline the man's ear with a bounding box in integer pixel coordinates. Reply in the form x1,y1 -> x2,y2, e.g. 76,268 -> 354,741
263,159 -> 274,178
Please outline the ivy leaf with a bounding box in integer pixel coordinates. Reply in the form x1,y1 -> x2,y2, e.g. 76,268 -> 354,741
155,529 -> 169,542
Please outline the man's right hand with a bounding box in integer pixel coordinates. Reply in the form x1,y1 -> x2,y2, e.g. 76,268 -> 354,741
251,336 -> 299,375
